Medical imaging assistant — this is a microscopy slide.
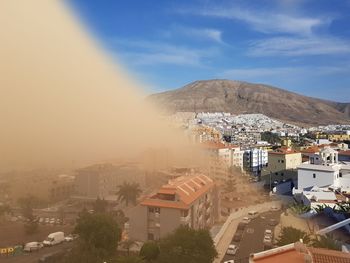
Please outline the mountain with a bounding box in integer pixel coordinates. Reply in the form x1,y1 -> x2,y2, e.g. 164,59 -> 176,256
148,79 -> 350,125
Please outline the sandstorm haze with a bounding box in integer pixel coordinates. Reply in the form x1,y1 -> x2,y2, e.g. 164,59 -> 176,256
0,0 -> 193,172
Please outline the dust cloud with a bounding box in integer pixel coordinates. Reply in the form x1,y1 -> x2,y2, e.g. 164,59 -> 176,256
0,0 -> 201,172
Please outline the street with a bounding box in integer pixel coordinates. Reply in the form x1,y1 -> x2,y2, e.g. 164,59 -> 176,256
221,210 -> 282,263
1,242 -> 73,263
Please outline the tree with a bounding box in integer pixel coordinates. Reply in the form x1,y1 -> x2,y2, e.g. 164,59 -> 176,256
311,234 -> 341,251
120,239 -> 137,256
74,211 -> 121,259
0,204 -> 11,217
156,225 -> 217,263
140,241 -> 160,262
277,227 -> 310,246
116,182 -> 142,206
93,197 -> 108,214
18,195 -> 38,234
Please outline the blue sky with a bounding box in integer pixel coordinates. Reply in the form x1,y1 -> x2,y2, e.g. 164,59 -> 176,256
68,0 -> 350,102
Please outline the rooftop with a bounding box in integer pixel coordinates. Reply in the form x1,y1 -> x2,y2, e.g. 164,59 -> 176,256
270,147 -> 300,155
140,174 -> 214,210
250,242 -> 350,263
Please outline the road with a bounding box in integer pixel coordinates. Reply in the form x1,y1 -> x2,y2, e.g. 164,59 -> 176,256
221,210 -> 282,263
1,242 -> 73,263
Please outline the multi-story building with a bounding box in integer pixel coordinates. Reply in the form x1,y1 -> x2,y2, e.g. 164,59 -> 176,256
244,148 -> 268,176
127,174 -> 219,241
297,147 -> 350,191
74,163 -> 145,200
262,147 -> 302,185
201,142 -> 244,180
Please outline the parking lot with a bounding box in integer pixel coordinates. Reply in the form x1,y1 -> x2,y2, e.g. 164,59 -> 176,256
222,209 -> 282,263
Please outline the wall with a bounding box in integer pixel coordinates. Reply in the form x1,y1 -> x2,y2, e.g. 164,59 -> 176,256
298,169 -> 336,190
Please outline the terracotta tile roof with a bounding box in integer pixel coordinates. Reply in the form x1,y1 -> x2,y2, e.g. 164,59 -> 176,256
140,174 -> 214,209
301,147 -> 321,154
308,247 -> 350,263
339,151 -> 350,156
251,242 -> 350,263
200,142 -> 240,150
270,147 -> 300,155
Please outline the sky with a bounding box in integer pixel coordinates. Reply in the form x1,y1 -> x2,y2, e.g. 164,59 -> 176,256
68,0 -> 350,102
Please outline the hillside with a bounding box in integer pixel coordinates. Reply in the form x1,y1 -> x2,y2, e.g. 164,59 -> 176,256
148,79 -> 350,125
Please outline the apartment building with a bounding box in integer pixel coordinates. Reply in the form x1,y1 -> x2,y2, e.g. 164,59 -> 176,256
74,163 -> 145,200
201,142 -> 244,180
262,147 -> 302,184
244,148 -> 268,176
127,174 -> 219,241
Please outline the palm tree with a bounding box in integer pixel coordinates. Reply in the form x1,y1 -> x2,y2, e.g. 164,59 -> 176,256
276,226 -> 310,246
311,234 -> 341,251
116,182 -> 142,206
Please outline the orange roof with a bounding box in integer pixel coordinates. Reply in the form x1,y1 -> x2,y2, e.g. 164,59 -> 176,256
308,247 -> 350,263
252,248 -> 305,263
301,147 -> 321,154
270,147 -> 300,155
339,151 -> 350,156
140,174 -> 214,209
250,242 -> 350,263
200,142 -> 239,150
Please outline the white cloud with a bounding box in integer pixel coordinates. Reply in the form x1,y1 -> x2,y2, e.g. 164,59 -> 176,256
172,26 -> 224,43
248,36 -> 350,56
190,6 -> 325,36
112,39 -> 218,66
220,66 -> 350,79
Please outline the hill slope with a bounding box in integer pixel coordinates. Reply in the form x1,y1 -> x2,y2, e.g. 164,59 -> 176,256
148,79 -> 350,125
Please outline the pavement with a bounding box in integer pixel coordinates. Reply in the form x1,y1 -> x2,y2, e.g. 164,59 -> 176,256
214,200 -> 283,263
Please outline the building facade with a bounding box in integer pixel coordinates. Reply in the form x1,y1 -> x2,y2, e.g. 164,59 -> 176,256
127,174 -> 219,241
244,148 -> 268,176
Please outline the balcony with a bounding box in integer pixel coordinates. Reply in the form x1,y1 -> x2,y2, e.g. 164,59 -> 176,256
180,215 -> 190,224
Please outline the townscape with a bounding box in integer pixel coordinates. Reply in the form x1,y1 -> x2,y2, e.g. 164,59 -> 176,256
1,0 -> 350,263
1,112 -> 350,263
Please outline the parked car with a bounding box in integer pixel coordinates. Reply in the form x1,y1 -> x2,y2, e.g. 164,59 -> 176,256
233,230 -> 243,242
43,232 -> 65,246
248,210 -> 259,219
237,222 -> 246,231
226,244 -> 238,255
23,241 -> 43,252
39,217 -> 44,224
224,260 -> 234,263
242,217 -> 251,224
45,218 -> 50,224
270,205 -> 280,211
264,229 -> 272,236
64,234 -> 78,242
268,219 -> 278,226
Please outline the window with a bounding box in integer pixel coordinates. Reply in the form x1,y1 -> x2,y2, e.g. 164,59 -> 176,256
148,233 -> 154,240
148,207 -> 154,213
340,173 -> 343,178
155,207 -> 160,213
313,173 -> 316,178
281,160 -> 285,163
275,172 -> 278,176
281,173 -> 284,176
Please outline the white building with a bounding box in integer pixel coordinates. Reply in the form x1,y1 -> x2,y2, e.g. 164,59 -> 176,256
295,147 -> 350,207
244,148 -> 268,176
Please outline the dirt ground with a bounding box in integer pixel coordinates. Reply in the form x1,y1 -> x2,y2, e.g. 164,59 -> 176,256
0,221 -> 74,248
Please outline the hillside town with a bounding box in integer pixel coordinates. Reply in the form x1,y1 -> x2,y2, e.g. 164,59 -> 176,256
1,112 -> 350,262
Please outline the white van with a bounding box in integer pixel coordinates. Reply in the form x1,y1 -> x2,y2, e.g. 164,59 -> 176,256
43,232 -> 65,246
